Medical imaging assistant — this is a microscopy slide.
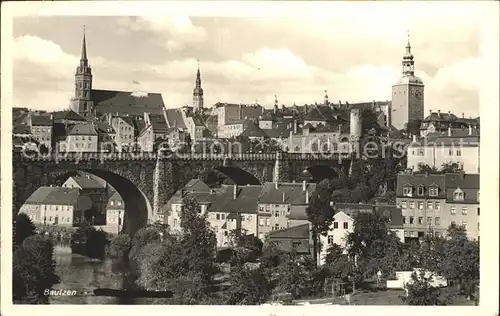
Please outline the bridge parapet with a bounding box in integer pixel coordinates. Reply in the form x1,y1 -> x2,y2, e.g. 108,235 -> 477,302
13,151 -> 352,162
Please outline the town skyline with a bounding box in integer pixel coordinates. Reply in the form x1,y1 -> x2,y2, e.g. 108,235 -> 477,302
11,2 -> 481,116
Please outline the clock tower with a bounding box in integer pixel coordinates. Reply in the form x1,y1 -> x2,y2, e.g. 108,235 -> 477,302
391,33 -> 424,131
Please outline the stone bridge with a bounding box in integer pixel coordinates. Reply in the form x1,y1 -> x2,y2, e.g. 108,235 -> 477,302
13,151 -> 352,234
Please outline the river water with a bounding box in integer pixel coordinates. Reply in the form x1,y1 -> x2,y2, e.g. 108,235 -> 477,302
51,244 -> 170,305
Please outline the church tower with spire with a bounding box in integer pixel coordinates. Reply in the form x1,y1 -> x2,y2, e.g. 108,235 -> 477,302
192,61 -> 204,112
391,32 -> 425,130
71,26 -> 94,116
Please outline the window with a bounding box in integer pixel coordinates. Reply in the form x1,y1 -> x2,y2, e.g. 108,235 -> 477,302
327,236 -> 334,245
462,221 -> 468,230
450,206 -> 456,215
403,217 -> 406,224
259,218 -> 264,226
221,213 -> 226,220
418,217 -> 424,225
409,216 -> 414,224
333,222 -> 338,229
454,191 -> 464,201
265,218 -> 270,226
117,201 -> 122,206
456,149 -> 461,156
274,211 -> 279,217
429,187 -> 438,196
274,224 -> 279,231
174,219 -> 178,227
435,201 -> 440,210
462,207 -> 468,215
410,231 -> 415,237
477,207 -> 480,216
427,201 -> 433,210
448,149 -> 453,156
418,202 -> 424,209
403,186 -> 412,195
427,217 -> 432,226
343,222 -> 348,229
434,217 -> 440,226
216,214 -> 220,220
49,216 -> 52,221
417,186 -> 424,196
409,201 -> 415,209
401,201 -> 407,209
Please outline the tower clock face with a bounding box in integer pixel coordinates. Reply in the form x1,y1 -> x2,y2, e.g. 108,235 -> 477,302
415,90 -> 423,100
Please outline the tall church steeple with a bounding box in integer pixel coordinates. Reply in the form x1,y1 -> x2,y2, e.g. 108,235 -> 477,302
71,26 -> 93,116
193,59 -> 204,112
390,31 -> 425,130
402,31 -> 415,76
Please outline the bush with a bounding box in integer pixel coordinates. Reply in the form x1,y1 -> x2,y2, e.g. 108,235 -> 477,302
71,224 -> 108,260
13,235 -> 59,304
14,213 -> 36,247
106,233 -> 132,259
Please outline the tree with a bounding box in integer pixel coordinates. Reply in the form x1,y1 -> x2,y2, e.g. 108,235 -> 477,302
404,119 -> 422,137
440,162 -> 462,173
228,228 -> 263,261
106,233 -> 132,259
71,224 -> 108,260
14,213 -> 36,247
346,212 -> 407,281
13,235 -> 60,304
274,251 -> 324,299
324,244 -> 351,280
416,163 -> 439,174
434,224 -> 479,300
225,266 -> 271,305
401,271 -> 452,306
361,107 -> 382,135
179,198 -> 218,282
306,182 -> 336,265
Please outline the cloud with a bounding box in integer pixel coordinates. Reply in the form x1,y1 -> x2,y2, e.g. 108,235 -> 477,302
10,10 -> 481,118
119,16 -> 207,52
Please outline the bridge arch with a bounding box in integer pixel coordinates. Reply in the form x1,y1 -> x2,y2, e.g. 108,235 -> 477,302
306,165 -> 346,183
14,163 -> 154,235
215,166 -> 261,185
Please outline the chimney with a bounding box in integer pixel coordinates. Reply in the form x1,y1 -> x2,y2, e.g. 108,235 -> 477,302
448,127 -> 452,137
437,110 -> 441,117
233,184 -> 238,199
50,114 -> 54,121
412,134 -> 417,142
302,180 -> 306,191
338,100 -> 342,107
282,192 -> 285,203
429,109 -> 432,115
275,181 -> 278,189
305,189 -> 309,204
239,104 -> 243,120
468,125 -> 472,135
462,112 -> 465,119
338,124 -> 343,134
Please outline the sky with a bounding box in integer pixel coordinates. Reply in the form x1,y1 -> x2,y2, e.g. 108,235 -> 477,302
10,2 -> 483,117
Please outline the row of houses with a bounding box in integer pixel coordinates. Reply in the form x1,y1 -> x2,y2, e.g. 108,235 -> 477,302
19,174 -> 125,234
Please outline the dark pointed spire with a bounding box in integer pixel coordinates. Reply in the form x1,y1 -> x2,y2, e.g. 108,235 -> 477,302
406,30 -> 412,54
195,59 -> 201,88
81,25 -> 87,61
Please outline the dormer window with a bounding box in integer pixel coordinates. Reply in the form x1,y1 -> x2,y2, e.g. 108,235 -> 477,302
429,186 -> 439,197
403,185 -> 413,196
453,189 -> 464,201
417,185 -> 425,196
